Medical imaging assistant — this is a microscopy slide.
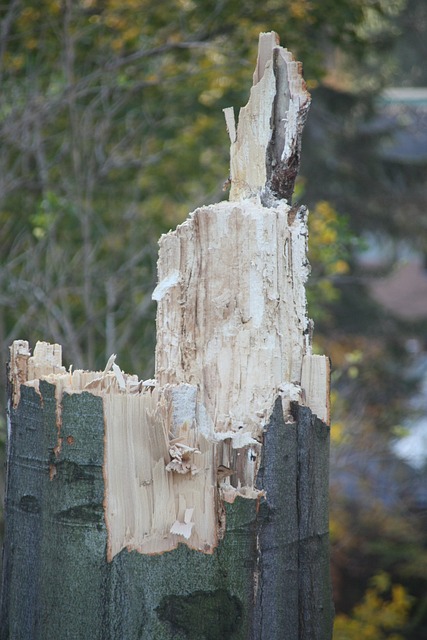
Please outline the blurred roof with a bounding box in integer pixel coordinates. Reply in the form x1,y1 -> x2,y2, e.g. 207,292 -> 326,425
370,260 -> 427,320
382,87 -> 427,105
377,87 -> 427,164
364,89 -> 427,320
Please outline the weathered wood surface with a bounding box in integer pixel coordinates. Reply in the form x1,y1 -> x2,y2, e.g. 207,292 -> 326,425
0,31 -> 333,640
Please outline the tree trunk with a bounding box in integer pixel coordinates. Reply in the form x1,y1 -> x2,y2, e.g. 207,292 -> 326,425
1,32 -> 333,639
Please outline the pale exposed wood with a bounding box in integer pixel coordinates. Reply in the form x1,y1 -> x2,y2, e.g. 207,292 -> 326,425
152,34 -> 328,558
301,354 -> 331,424
27,341 -> 64,380
103,384 -> 220,559
252,31 -> 280,86
154,201 -> 312,432
10,339 -> 66,408
225,31 -> 311,203
223,106 -> 236,144
9,340 -> 31,407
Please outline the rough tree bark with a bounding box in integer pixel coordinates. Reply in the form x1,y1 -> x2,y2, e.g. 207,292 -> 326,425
1,32 -> 333,640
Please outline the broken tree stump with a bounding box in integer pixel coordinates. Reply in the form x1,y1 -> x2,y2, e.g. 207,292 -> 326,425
0,32 -> 333,640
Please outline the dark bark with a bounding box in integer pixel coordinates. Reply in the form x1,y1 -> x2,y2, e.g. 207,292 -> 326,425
0,382 -> 106,640
265,48 -> 311,203
253,398 -> 333,640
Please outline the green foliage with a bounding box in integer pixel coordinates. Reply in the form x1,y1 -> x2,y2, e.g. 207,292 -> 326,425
333,572 -> 413,640
307,200 -> 358,324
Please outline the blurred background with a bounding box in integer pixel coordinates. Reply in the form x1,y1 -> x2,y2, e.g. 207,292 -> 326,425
0,1 -> 426,637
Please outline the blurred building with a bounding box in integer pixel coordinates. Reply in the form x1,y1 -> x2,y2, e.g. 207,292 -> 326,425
366,88 -> 427,471
359,87 -> 427,321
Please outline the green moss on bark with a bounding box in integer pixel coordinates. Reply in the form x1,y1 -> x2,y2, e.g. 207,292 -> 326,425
157,589 -> 243,639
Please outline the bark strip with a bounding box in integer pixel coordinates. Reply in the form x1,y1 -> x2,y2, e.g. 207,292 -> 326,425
253,399 -> 333,640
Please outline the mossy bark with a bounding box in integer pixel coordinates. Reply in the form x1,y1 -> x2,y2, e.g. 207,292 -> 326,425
0,382 -> 107,640
0,382 -> 332,639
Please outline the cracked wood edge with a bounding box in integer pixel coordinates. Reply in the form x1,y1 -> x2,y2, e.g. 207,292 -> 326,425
9,340 -> 263,560
224,31 -> 311,203
301,354 -> 331,425
9,340 -> 65,408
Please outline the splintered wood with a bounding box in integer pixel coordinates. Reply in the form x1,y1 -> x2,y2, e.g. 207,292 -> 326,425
223,30 -> 311,203
154,200 -> 311,430
9,32 -> 329,561
9,343 -> 219,559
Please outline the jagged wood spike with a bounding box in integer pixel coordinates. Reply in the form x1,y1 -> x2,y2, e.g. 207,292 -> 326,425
225,31 -> 311,204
